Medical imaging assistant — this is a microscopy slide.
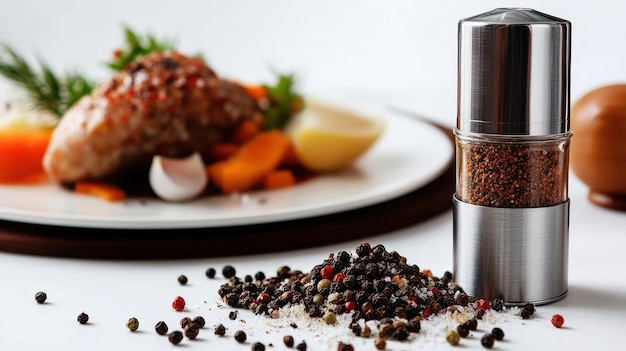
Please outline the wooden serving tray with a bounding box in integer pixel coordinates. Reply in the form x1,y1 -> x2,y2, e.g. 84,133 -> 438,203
0,124 -> 455,259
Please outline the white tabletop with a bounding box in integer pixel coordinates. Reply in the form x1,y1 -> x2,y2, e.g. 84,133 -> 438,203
1,1 -> 625,350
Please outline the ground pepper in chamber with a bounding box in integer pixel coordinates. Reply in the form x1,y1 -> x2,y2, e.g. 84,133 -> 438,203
456,136 -> 569,208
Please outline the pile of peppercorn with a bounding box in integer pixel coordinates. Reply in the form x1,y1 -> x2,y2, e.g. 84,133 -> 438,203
218,243 -> 491,342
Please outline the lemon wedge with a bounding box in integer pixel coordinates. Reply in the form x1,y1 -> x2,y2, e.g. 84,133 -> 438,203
286,99 -> 386,172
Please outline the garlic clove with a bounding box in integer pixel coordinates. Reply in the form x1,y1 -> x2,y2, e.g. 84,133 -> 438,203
149,152 -> 208,202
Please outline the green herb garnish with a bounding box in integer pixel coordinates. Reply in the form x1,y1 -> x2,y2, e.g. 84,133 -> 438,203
106,26 -> 177,72
0,44 -> 95,117
262,72 -> 304,130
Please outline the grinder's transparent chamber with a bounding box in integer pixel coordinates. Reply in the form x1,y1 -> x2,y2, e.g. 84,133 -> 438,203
455,131 -> 571,208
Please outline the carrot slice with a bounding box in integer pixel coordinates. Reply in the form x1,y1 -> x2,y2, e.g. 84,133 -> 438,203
209,130 -> 290,193
242,84 -> 267,101
75,181 -> 127,202
262,170 -> 296,190
0,130 -> 53,184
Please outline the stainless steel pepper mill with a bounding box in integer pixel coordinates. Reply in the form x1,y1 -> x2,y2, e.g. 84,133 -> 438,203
453,8 -> 571,305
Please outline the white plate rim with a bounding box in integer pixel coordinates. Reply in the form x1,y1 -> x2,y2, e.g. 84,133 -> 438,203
0,105 -> 452,229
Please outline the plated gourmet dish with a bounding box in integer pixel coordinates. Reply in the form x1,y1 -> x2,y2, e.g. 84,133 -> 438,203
0,28 -> 385,202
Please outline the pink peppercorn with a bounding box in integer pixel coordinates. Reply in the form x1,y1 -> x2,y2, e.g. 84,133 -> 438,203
172,296 -> 185,311
333,272 -> 346,283
551,314 -> 564,328
344,301 -> 357,312
320,265 -> 335,280
256,292 -> 271,305
477,299 -> 490,310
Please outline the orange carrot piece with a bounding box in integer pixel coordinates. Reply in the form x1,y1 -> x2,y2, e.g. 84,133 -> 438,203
242,84 -> 267,101
212,130 -> 290,193
75,181 -> 127,202
209,143 -> 239,161
0,130 -> 53,184
234,120 -> 262,144
262,170 -> 296,190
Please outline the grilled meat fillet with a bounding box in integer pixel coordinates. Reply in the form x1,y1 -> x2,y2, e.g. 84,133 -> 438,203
43,51 -> 262,184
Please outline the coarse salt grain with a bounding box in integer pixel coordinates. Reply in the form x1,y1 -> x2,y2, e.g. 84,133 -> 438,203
243,301 -> 523,349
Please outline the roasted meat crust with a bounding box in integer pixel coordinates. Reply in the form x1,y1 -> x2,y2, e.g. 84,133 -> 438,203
43,51 -> 263,183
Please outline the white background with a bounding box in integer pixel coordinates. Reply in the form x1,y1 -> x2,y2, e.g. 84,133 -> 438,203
1,1 -> 625,350
2,0 -> 625,123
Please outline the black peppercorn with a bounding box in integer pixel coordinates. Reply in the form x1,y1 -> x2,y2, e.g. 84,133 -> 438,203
178,274 -> 188,285
337,342 -> 354,351
77,312 -> 89,324
490,298 -> 504,312
229,310 -> 238,320
481,333 -> 495,348
356,243 -> 372,257
407,318 -> 421,333
308,305 -> 322,318
214,323 -> 226,336
378,323 -> 394,339
521,302 -> 536,319
244,274 -> 253,283
255,271 -> 266,281
466,318 -> 478,331
222,265 -> 237,279
155,321 -> 168,335
283,335 -> 295,347
491,327 -> 505,340
184,324 -> 200,339
456,292 -> 469,305
205,267 -> 216,278
252,342 -> 266,351
234,330 -> 247,343
224,292 -> 239,307
392,327 -> 410,341
180,317 -> 192,328
168,330 -> 183,344
524,302 -> 536,315
255,303 -> 269,315
296,341 -> 307,351
35,291 -> 47,304
277,266 -> 291,279
520,307 -> 532,319
457,324 -> 470,337
337,250 -> 351,264
372,293 -> 389,307
192,316 -> 205,328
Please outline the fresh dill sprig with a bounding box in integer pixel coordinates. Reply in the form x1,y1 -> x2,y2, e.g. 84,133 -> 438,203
0,44 -> 95,117
106,26 -> 177,71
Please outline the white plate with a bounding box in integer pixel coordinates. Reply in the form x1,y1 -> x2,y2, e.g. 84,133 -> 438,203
0,105 -> 452,229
